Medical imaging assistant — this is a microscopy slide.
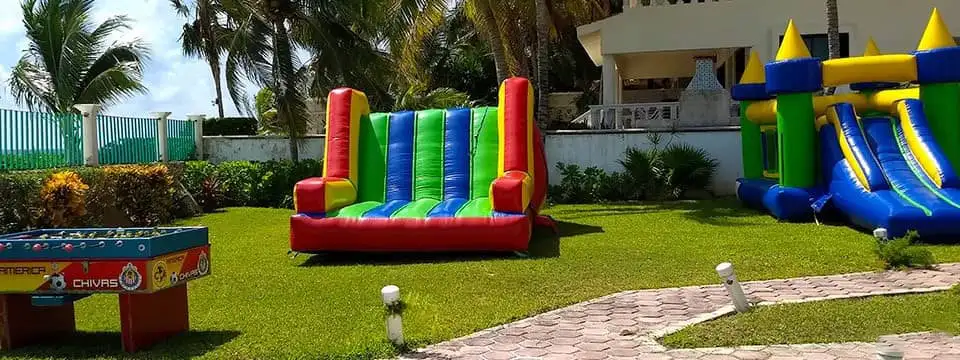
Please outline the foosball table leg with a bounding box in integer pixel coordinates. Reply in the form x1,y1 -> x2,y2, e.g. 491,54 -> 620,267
0,294 -> 76,350
118,285 -> 189,353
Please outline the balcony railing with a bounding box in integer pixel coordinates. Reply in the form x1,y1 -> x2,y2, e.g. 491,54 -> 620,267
627,0 -> 730,8
568,101 -> 740,131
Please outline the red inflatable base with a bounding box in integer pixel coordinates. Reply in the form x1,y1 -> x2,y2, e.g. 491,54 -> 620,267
290,214 -> 532,252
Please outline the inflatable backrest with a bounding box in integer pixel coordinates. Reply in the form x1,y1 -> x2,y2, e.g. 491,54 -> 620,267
322,77 -> 546,213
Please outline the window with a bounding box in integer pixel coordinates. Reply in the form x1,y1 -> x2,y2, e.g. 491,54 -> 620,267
779,33 -> 850,60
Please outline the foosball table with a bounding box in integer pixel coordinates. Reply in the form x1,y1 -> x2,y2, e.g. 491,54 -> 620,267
0,227 -> 210,353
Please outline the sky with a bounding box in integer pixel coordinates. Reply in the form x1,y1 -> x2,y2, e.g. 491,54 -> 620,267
0,0 -> 241,118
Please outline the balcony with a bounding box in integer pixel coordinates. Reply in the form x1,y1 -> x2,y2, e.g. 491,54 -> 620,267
567,101 -> 740,131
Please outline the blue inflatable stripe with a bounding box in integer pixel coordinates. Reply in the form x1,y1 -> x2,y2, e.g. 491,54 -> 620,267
443,108 -> 471,200
731,83 -> 771,101
891,117 -> 960,209
900,99 -> 960,188
862,117 -> 942,216
362,200 -> 410,218
833,103 -> 888,191
385,111 -> 415,202
427,198 -> 469,218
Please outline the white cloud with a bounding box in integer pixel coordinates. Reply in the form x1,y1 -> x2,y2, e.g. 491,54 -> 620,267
0,0 -> 242,118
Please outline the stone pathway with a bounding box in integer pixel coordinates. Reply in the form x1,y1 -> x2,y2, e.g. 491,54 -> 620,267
401,263 -> 960,359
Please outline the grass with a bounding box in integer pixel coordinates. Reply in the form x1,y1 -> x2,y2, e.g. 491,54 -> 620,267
661,290 -> 960,348
4,199 -> 960,359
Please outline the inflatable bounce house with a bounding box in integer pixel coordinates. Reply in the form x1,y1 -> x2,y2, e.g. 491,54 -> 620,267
289,77 -> 549,252
735,9 -> 960,239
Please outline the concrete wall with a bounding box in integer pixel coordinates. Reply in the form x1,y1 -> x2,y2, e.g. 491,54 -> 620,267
584,0 -> 960,70
544,129 -> 742,195
204,136 -> 326,163
204,130 -> 744,195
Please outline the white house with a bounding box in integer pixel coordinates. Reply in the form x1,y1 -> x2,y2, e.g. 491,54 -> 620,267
574,0 -> 960,129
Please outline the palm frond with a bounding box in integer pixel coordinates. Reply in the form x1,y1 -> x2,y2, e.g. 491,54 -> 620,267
8,59 -> 57,111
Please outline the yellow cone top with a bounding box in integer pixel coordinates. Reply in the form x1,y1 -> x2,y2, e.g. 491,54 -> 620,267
776,20 -> 813,60
917,8 -> 956,51
739,51 -> 766,84
863,37 -> 882,56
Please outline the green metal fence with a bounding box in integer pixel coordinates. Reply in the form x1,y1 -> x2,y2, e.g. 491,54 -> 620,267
0,109 -> 84,170
167,119 -> 196,161
97,115 -> 160,165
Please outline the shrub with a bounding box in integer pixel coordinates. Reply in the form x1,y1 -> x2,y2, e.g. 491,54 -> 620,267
39,171 -> 89,227
214,161 -> 260,206
876,231 -> 935,269
203,117 -> 258,136
105,165 -> 174,226
658,143 -> 719,199
0,164 -> 182,233
618,147 -> 662,199
182,160 -> 323,210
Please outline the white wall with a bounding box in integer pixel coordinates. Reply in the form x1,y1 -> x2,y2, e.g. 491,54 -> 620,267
204,130 -> 745,196
204,136 -> 325,163
545,129 -> 742,195
586,0 -> 960,68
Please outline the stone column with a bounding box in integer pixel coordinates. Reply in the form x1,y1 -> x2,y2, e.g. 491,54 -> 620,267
151,112 -> 172,162
187,115 -> 205,160
601,55 -> 620,128
73,104 -> 102,166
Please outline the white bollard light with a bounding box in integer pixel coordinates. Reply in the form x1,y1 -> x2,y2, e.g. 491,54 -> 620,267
716,262 -> 750,313
381,285 -> 404,346
876,344 -> 903,360
873,228 -> 889,241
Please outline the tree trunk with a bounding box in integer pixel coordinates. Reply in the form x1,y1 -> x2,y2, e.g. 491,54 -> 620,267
210,60 -> 225,119
479,0 -> 510,82
273,19 -> 299,162
535,0 -> 550,131
825,0 -> 840,95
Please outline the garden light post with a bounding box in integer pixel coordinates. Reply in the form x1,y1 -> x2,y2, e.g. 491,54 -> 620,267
716,262 -> 750,313
187,114 -> 205,160
381,285 -> 404,347
152,112 -> 172,162
74,104 -> 101,166
874,228 -> 889,240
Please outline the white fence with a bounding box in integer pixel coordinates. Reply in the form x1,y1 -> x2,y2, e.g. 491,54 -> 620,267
204,129 -> 743,195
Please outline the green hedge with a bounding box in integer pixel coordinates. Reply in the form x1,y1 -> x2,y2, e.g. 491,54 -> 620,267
203,117 -> 258,136
0,164 -> 180,234
182,160 -> 323,210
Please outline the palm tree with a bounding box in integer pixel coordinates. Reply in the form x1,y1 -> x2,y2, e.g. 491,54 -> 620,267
220,0 -> 438,161
535,0 -> 551,131
170,0 -> 230,119
463,0 -> 511,82
9,0 -> 149,113
825,0 -> 840,95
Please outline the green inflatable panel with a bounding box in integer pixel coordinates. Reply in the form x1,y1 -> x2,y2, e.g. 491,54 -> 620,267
414,110 -> 444,201
357,113 -> 390,202
471,107 -> 499,200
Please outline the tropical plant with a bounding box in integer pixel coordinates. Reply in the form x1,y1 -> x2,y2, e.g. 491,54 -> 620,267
658,143 -> 719,199
875,231 -> 935,269
9,0 -> 149,112
824,0 -> 841,95
394,86 -> 473,111
535,0 -> 551,131
170,0 -> 231,118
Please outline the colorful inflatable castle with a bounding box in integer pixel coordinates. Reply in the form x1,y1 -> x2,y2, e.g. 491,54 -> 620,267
735,9 -> 960,239
289,77 -> 549,252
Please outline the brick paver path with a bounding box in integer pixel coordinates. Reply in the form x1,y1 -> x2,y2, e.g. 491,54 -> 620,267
401,263 -> 960,359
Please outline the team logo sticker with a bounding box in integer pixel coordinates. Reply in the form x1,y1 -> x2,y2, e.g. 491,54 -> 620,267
119,263 -> 142,291
153,261 -> 167,288
198,251 -> 209,275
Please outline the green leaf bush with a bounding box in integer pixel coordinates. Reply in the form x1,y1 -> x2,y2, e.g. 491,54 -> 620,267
181,160 -> 322,210
876,231 -> 935,269
549,141 -> 718,204
0,165 -> 180,233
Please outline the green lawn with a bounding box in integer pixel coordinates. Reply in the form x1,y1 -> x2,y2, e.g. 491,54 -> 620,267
5,199 -> 960,359
661,290 -> 960,348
